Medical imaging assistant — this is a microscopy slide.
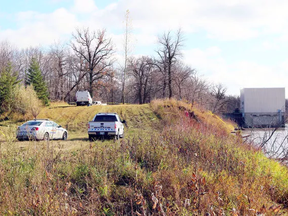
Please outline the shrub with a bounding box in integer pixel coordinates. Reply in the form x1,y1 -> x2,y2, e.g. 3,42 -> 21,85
14,85 -> 43,119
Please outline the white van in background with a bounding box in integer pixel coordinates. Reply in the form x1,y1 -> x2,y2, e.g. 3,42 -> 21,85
76,90 -> 92,106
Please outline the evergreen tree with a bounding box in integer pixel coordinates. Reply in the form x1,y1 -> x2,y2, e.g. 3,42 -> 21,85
0,63 -> 21,113
26,58 -> 50,106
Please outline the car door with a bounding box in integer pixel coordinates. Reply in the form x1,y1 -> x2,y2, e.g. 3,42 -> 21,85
45,121 -> 54,139
53,122 -> 63,139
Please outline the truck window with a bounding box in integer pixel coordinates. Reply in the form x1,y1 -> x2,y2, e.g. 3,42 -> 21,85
94,115 -> 117,122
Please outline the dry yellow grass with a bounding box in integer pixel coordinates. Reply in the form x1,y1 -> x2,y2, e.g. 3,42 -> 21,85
0,100 -> 287,215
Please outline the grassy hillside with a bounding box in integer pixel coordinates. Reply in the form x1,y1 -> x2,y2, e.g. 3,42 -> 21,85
0,99 -> 287,215
39,103 -> 158,133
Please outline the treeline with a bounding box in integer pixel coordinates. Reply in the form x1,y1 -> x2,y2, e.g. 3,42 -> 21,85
0,28 -> 239,114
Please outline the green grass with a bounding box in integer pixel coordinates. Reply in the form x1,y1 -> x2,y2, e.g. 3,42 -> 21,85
0,100 -> 287,215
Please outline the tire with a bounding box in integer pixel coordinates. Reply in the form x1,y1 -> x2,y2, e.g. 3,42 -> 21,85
62,132 -> 68,140
115,132 -> 120,140
43,132 -> 49,141
120,132 -> 124,138
89,135 -> 95,142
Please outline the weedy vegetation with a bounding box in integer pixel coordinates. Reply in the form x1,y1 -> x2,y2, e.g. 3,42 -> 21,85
0,99 -> 287,215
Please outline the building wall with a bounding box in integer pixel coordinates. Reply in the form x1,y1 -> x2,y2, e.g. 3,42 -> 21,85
244,112 -> 284,127
240,88 -> 285,127
240,89 -> 244,114
241,88 -> 285,113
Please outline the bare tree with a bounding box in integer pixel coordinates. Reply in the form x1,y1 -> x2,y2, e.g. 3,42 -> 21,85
173,63 -> 194,100
70,28 -> 114,98
128,56 -> 154,104
0,41 -> 20,76
156,29 -> 184,99
182,72 -> 209,107
210,83 -> 227,113
48,43 -> 70,100
154,53 -> 168,98
223,96 -> 240,113
63,54 -> 87,101
103,69 -> 119,103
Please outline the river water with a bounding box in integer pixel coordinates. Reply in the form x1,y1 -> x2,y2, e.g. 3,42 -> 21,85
242,126 -> 288,160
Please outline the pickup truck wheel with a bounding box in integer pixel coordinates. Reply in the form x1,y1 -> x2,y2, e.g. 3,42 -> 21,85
120,133 -> 124,138
89,135 -> 95,142
17,136 -> 25,141
115,134 -> 119,140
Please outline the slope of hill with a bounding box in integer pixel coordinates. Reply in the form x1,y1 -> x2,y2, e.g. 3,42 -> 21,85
0,99 -> 287,215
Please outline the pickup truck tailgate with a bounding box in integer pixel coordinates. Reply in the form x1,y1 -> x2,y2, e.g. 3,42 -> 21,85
89,122 -> 115,130
88,122 -> 116,135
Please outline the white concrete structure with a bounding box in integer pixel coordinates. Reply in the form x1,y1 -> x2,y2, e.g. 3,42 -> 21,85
240,88 -> 285,127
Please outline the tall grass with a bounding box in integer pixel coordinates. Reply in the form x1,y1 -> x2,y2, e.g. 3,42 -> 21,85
0,99 -> 287,215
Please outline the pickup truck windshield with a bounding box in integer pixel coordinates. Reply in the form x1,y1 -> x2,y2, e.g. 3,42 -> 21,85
94,115 -> 117,122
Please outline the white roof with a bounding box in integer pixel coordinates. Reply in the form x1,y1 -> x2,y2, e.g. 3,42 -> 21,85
27,119 -> 50,122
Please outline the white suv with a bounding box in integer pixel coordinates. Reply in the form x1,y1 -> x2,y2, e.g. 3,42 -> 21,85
16,119 -> 68,141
